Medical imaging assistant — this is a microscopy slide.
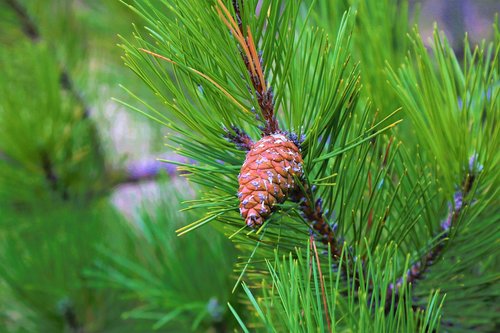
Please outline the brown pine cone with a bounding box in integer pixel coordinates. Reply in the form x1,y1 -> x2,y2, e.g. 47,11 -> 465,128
238,133 -> 303,228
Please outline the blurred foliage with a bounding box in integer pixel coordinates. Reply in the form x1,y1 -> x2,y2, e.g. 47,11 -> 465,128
0,42 -> 107,208
88,183 -> 238,332
0,204 -> 133,332
0,0 -> 239,331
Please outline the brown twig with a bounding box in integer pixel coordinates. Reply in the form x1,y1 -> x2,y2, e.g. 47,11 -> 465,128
217,0 -> 279,135
292,187 -> 342,259
40,151 -> 69,200
59,71 -> 91,118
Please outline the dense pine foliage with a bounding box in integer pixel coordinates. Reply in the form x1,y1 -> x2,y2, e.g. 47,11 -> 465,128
0,0 -> 498,332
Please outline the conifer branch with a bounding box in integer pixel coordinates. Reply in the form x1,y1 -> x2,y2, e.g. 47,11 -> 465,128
5,0 -> 167,193
4,0 -> 40,41
218,0 -> 278,135
217,0 -> 342,256
5,0 -> 91,118
385,154 -> 482,313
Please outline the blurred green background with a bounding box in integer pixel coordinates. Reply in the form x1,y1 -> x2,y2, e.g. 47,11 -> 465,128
0,0 -> 497,332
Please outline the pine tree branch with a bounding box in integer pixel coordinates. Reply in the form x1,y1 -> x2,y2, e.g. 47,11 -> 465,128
385,154 -> 482,313
4,0 -> 40,41
59,301 -> 84,333
4,0 -> 168,195
219,0 -> 342,257
219,0 -> 278,135
5,0 -> 90,117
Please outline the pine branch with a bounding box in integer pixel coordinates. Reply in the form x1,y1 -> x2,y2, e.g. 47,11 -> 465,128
386,154 -> 482,313
219,0 -> 278,135
232,244 -> 444,331
117,1 -> 497,329
4,0 -> 167,194
218,0 -> 342,258
4,0 -> 40,41
5,0 -> 90,117
58,299 -> 84,333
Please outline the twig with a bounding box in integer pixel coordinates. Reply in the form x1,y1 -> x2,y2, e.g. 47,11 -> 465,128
218,0 -> 278,135
5,0 -> 91,117
385,155 -> 482,313
40,151 -> 69,200
218,0 -> 342,257
5,0 -> 163,193
292,187 -> 342,259
59,71 -> 91,118
5,0 -> 40,40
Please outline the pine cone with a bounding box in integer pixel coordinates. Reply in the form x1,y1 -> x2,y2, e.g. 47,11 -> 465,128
238,133 -> 303,227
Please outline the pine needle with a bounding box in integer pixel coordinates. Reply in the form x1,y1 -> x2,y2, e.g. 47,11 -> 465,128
215,0 -> 257,77
246,26 -> 266,91
139,48 -> 249,114
312,237 -> 332,332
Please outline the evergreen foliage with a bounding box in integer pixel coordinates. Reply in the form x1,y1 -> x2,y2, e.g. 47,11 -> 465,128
115,0 -> 499,331
88,184 -> 238,331
0,42 -> 106,207
0,0 -> 498,332
0,0 -> 172,331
